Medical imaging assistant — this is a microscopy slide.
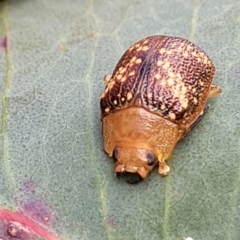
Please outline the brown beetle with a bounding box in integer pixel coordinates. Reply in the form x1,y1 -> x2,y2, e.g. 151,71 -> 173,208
100,35 -> 221,183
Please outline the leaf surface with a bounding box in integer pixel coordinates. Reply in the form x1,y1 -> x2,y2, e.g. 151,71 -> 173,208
0,0 -> 239,239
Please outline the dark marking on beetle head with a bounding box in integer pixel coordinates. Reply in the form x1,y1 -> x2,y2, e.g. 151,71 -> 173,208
116,171 -> 143,184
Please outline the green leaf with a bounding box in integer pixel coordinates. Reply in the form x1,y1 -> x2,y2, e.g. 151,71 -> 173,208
0,0 -> 239,239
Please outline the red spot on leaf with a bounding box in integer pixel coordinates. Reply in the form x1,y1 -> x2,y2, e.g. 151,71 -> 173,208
22,179 -> 37,194
0,209 -> 61,240
0,36 -> 8,50
236,68 -> 240,78
106,215 -> 117,229
7,221 -> 31,238
23,200 -> 55,225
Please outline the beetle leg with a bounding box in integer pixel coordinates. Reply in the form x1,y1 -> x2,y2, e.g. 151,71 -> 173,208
208,84 -> 221,98
188,105 -> 209,132
104,74 -> 112,84
158,161 -> 170,176
187,84 -> 220,132
179,105 -> 209,139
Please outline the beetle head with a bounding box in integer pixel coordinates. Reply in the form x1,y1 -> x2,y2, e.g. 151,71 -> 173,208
112,146 -> 158,183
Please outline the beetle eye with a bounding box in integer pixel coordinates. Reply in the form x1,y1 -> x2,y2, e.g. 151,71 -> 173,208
146,151 -> 157,166
113,147 -> 120,162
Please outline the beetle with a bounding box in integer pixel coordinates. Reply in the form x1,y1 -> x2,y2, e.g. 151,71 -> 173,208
100,35 -> 221,183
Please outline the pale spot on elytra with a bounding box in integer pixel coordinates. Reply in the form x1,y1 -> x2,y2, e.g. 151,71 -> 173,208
121,76 -> 126,82
186,45 -> 192,51
183,52 -> 189,58
181,86 -> 187,94
162,61 -> 170,70
193,97 -> 198,105
157,60 -> 162,66
117,75 -> 122,80
160,104 -> 166,110
105,107 -> 110,113
128,45 -> 134,51
168,71 -> 176,79
159,48 -> 166,54
191,51 -> 197,57
119,67 -> 126,74
127,92 -> 133,101
135,58 -> 142,64
143,39 -> 149,44
169,112 -> 176,120
167,78 -> 174,86
155,73 -> 161,80
129,71 -> 135,76
147,92 -> 152,99
130,56 -> 137,63
107,81 -> 115,90
181,99 -> 189,109
142,46 -> 150,51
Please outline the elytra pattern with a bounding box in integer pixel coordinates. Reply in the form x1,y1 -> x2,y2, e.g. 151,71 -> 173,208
100,35 -> 215,121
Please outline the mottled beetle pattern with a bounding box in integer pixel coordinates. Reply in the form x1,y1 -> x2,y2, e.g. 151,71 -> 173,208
100,35 -> 221,183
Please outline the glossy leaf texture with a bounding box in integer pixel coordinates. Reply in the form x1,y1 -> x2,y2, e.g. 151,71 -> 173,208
0,0 -> 239,239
